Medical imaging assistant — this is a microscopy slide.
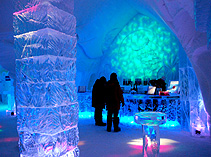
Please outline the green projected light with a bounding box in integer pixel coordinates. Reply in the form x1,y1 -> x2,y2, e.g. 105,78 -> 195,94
109,14 -> 179,82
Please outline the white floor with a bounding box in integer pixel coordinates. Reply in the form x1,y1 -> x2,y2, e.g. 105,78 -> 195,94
0,103 -> 211,157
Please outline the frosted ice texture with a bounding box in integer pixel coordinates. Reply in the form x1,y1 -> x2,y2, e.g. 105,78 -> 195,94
16,56 -> 76,83
78,92 -> 180,123
14,28 -> 77,59
13,2 -> 76,36
77,93 -> 93,112
179,50 -> 209,136
14,1 -> 79,156
14,0 -> 74,15
142,125 -> 160,157
18,128 -> 79,156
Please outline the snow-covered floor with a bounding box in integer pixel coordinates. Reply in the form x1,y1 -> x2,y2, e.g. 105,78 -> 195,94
0,103 -> 211,157
78,118 -> 211,157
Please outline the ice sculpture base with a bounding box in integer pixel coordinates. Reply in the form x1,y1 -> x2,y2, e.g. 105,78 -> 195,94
134,112 -> 167,157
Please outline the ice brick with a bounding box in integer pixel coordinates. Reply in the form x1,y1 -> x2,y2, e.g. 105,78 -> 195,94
14,28 -> 77,59
16,81 -> 77,107
179,50 -> 209,135
17,103 -> 79,134
18,127 -> 79,156
16,56 -> 76,83
14,1 -> 75,36
14,0 -> 74,15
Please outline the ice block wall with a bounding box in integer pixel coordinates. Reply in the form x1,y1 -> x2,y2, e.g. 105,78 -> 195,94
13,0 -> 79,156
179,50 -> 210,136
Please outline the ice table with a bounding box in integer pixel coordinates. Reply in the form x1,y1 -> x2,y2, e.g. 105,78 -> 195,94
134,112 -> 167,157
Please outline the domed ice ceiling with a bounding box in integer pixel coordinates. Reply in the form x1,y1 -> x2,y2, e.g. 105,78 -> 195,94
75,0 -> 182,88
101,14 -> 179,84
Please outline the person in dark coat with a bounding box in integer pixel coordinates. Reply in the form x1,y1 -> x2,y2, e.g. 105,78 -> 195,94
156,76 -> 167,91
92,76 -> 107,126
106,73 -> 124,132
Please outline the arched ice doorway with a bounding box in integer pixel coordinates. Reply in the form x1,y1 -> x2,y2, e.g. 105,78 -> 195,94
75,0 -> 211,136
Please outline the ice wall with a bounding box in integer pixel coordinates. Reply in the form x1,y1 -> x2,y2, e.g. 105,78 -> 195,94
99,14 -> 179,86
75,0 -> 137,90
179,49 -> 209,136
14,0 -> 79,156
194,0 -> 211,49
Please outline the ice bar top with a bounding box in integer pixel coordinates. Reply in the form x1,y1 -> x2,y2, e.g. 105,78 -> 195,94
134,111 -> 167,126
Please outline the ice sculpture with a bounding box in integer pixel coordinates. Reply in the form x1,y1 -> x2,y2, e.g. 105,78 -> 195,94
134,112 -> 167,157
179,48 -> 210,136
14,0 -> 79,156
78,92 -> 180,128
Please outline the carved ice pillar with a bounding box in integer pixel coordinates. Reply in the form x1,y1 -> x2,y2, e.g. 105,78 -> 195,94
179,50 -> 210,137
14,0 -> 79,156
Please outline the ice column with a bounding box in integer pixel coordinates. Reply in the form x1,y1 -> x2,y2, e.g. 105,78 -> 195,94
142,125 -> 160,157
179,50 -> 210,136
14,1 -> 79,156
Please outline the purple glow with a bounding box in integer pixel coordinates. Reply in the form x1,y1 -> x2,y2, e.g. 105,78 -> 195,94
128,138 -> 179,156
0,137 -> 19,143
13,3 -> 40,15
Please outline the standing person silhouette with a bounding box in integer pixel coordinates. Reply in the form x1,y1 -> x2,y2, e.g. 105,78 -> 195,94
157,76 -> 167,91
92,76 -> 107,126
106,73 -> 124,132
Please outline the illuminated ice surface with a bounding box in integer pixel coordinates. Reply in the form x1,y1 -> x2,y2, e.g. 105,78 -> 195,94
179,47 -> 210,136
78,92 -> 181,129
134,112 -> 167,126
100,14 -> 179,83
14,0 -> 79,156
135,112 -> 167,157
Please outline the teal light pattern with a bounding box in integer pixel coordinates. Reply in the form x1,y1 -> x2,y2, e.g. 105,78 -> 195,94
109,14 -> 179,82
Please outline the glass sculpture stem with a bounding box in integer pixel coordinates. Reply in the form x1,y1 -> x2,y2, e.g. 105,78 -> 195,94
142,125 -> 160,157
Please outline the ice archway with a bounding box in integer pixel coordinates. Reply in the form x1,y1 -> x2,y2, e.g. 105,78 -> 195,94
75,0 -> 211,133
